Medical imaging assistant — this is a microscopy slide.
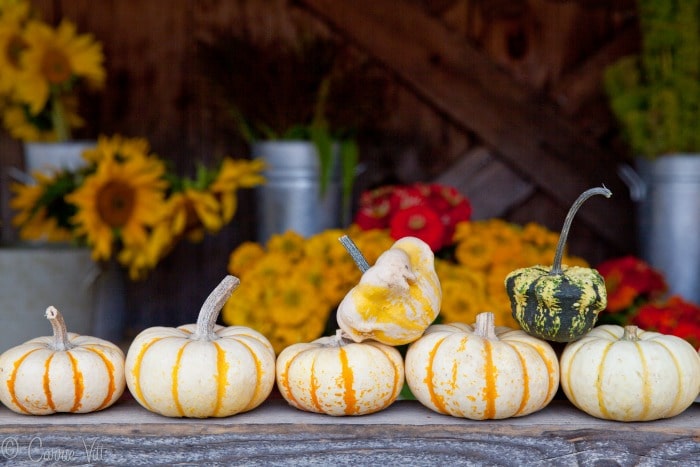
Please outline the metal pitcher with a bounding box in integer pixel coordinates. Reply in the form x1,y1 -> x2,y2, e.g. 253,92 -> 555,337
622,155 -> 700,305
252,141 -> 342,244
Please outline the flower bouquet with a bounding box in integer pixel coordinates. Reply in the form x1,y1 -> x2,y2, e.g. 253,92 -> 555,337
0,0 -> 104,142
597,256 -> 700,348
10,135 -> 265,279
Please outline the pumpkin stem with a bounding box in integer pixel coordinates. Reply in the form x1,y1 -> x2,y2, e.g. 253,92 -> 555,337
622,325 -> 641,341
339,235 -> 370,273
474,312 -> 498,340
192,275 -> 240,341
551,186 -> 612,275
45,306 -> 74,351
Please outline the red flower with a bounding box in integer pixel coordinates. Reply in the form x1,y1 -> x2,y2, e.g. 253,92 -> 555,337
632,295 -> 700,348
354,199 -> 392,230
597,256 -> 667,312
389,205 -> 445,251
388,186 -> 425,212
354,183 -> 472,252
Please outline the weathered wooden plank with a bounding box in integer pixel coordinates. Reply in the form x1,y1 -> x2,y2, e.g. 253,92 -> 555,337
0,399 -> 697,465
433,146 -> 535,219
295,0 -> 634,250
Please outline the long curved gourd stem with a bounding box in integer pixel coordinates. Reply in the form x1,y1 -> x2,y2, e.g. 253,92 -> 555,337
46,306 -> 74,351
551,186 -> 612,275
192,275 -> 240,341
339,235 -> 370,273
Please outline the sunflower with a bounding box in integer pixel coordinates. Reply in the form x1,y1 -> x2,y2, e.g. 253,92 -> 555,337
82,134 -> 151,164
67,155 -> 167,261
10,177 -> 73,242
10,170 -> 77,241
14,19 -> 104,115
162,188 -> 222,243
1,96 -> 83,141
0,0 -> 30,95
209,157 -> 266,223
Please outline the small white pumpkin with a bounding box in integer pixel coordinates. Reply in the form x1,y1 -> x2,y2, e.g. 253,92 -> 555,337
0,306 -> 126,415
125,275 -> 276,418
405,312 -> 559,420
276,330 -> 404,416
336,236 -> 441,346
560,324 -> 700,421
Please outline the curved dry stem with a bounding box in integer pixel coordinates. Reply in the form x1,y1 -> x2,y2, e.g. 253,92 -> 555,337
192,275 -> 240,341
46,306 -> 74,351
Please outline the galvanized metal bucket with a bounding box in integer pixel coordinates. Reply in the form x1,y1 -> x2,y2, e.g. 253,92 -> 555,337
252,141 -> 342,244
634,155 -> 700,305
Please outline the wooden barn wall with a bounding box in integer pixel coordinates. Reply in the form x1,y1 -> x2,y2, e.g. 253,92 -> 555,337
0,0 -> 638,335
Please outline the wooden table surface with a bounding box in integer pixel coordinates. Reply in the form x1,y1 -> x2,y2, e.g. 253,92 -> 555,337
0,397 -> 698,466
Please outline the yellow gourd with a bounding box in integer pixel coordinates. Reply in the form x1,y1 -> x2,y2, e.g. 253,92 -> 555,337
560,324 -> 700,421
276,330 -> 404,416
125,275 -> 276,418
405,312 -> 559,419
336,235 -> 441,346
0,306 -> 126,415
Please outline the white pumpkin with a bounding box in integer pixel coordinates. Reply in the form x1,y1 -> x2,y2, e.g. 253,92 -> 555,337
125,276 -> 276,418
560,324 -> 700,421
336,236 -> 441,346
405,312 -> 559,419
276,330 -> 404,416
0,306 -> 126,415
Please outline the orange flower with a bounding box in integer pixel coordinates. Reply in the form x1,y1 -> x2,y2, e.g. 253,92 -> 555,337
597,256 -> 667,312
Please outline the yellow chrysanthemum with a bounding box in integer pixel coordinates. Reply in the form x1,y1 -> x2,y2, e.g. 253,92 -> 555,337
15,19 -> 104,114
67,156 -> 167,262
266,230 -> 306,262
227,241 -> 265,277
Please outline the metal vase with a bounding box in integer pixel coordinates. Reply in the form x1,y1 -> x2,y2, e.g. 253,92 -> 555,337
252,141 -> 342,244
636,154 -> 700,305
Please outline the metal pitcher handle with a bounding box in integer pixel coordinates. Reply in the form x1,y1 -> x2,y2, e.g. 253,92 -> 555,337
617,163 -> 647,202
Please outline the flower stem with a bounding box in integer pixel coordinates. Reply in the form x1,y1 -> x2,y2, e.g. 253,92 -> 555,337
50,93 -> 71,142
192,275 -> 240,341
339,235 -> 370,273
551,186 -> 612,275
46,306 -> 74,351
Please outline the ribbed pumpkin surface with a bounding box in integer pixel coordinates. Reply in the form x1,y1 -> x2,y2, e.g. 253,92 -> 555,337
276,334 -> 404,416
0,333 -> 125,415
125,324 -> 275,418
405,318 -> 559,420
560,325 -> 700,421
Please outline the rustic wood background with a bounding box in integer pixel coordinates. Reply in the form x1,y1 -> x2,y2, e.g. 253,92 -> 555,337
0,0 -> 639,337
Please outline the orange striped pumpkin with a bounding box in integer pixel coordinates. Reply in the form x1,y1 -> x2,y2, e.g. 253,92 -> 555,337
0,306 -> 125,415
560,325 -> 700,421
405,312 -> 559,419
276,330 -> 404,416
124,276 -> 276,418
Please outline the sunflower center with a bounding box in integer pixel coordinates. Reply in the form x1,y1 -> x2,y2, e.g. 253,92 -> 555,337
6,34 -> 27,68
41,47 -> 73,84
96,181 -> 136,228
